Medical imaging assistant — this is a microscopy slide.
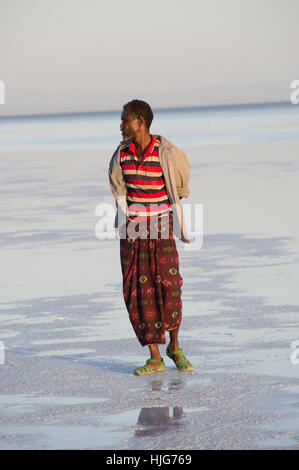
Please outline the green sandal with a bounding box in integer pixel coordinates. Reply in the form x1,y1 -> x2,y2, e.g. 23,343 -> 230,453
166,345 -> 194,372
134,358 -> 165,376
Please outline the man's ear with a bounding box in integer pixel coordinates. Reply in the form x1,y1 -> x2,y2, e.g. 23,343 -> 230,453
138,116 -> 144,128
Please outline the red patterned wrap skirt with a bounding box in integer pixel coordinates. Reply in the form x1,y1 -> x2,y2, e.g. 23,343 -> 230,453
119,212 -> 183,346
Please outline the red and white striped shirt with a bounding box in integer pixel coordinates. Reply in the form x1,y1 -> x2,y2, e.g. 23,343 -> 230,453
120,135 -> 172,222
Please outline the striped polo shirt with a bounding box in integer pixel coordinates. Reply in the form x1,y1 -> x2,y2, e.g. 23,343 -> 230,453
120,134 -> 172,222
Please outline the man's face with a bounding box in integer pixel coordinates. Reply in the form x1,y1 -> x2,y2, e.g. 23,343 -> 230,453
120,107 -> 140,140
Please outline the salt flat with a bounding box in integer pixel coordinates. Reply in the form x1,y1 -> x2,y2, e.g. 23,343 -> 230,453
0,138 -> 299,449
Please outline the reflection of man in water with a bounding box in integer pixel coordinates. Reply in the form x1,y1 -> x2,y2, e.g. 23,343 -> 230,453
135,407 -> 183,437
108,99 -> 194,375
135,380 -> 184,437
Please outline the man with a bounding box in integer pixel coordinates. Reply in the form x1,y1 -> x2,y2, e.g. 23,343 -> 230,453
108,99 -> 193,375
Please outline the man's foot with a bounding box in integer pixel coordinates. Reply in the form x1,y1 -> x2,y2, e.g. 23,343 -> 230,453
166,345 -> 194,372
134,358 -> 165,376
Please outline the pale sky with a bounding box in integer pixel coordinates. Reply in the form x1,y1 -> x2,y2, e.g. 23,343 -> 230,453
0,0 -> 298,116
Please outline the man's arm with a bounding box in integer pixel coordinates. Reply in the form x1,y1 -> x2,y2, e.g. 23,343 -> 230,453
170,146 -> 190,199
108,145 -> 127,202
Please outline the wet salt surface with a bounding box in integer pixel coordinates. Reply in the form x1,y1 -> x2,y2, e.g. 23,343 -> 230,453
1,232 -> 299,450
1,141 -> 299,449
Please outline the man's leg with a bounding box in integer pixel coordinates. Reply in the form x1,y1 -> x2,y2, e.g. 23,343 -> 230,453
167,326 -> 194,371
148,344 -> 163,362
169,326 -> 180,352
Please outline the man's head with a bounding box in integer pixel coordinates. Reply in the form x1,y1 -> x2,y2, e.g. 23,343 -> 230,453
120,99 -> 154,140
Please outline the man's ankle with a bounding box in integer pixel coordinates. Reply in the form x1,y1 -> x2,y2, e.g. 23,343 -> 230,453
150,355 -> 163,362
148,344 -> 162,362
169,342 -> 179,352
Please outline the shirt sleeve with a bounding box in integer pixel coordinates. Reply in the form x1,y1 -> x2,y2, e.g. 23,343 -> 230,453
170,146 -> 190,198
108,145 -> 127,203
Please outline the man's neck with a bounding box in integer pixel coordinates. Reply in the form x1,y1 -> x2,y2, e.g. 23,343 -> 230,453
133,132 -> 152,153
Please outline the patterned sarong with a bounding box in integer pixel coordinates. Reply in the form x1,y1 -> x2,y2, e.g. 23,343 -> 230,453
120,212 -> 183,346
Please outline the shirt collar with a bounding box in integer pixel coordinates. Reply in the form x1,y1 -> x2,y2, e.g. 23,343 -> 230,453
129,134 -> 156,157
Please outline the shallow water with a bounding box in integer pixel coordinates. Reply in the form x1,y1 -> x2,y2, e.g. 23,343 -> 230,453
1,102 -> 298,150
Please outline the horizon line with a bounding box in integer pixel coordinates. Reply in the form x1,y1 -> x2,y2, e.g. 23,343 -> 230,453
0,99 -> 292,119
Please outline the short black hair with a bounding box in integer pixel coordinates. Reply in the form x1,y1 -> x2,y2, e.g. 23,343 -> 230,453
123,99 -> 154,130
